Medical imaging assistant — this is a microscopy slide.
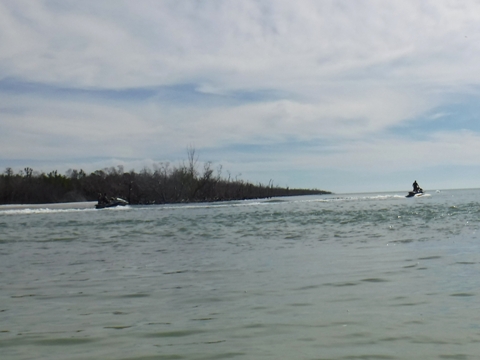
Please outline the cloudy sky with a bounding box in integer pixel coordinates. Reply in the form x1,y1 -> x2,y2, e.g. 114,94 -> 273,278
2,0 -> 480,193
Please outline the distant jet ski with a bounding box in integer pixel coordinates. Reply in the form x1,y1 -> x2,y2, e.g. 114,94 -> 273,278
406,189 -> 424,198
407,180 -> 425,198
95,197 -> 128,209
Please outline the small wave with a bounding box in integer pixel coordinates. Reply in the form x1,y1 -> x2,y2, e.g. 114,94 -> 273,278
158,201 -> 266,211
155,194 -> 410,210
0,208 -> 97,215
96,205 -> 131,211
295,194 -> 407,203
263,199 -> 287,203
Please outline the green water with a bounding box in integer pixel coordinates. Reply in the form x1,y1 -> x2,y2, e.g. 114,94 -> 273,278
1,190 -> 480,359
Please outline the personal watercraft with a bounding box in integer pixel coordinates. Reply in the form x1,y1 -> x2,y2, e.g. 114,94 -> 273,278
406,189 -> 424,198
95,197 -> 129,209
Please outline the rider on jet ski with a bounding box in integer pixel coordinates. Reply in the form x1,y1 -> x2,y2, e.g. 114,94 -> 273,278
412,180 -> 422,193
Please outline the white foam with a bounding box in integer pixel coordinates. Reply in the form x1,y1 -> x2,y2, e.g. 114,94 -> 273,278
0,201 -> 98,215
0,207 -> 97,215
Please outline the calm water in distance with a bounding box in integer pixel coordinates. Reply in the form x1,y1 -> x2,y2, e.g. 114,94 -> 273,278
1,189 -> 480,359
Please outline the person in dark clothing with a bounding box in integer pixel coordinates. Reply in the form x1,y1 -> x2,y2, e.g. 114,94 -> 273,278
98,192 -> 109,205
412,180 -> 421,193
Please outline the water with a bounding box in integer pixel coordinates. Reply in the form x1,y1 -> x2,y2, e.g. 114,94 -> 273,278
1,189 -> 480,359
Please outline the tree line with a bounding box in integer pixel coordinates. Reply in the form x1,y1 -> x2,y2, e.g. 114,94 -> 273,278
0,152 -> 330,205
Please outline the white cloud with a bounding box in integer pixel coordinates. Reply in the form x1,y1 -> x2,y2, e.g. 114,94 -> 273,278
2,0 -> 480,191
2,0 -> 480,90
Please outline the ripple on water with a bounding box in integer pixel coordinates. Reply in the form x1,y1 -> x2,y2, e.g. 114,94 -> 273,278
418,256 -> 442,260
34,338 -> 97,346
143,330 -> 206,338
360,278 -> 389,283
120,356 -> 185,360
324,282 -> 359,287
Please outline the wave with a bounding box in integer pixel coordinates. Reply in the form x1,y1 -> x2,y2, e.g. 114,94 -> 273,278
288,194 -> 413,204
157,201 -> 265,211
0,208 -> 96,215
0,205 -> 131,215
155,193 -> 431,210
331,193 -> 434,201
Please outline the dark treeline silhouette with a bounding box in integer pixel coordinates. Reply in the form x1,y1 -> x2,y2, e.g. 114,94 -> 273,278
0,151 -> 331,205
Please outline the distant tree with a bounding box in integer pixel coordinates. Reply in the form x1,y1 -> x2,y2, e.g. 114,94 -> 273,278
0,151 -> 331,205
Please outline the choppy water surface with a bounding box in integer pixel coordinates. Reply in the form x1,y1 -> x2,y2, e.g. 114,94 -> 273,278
2,189 -> 480,359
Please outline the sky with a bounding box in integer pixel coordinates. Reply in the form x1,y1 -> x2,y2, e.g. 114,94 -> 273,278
2,0 -> 480,193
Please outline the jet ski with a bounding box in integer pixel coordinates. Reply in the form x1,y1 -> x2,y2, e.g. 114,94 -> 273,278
406,189 -> 424,198
95,197 -> 129,209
